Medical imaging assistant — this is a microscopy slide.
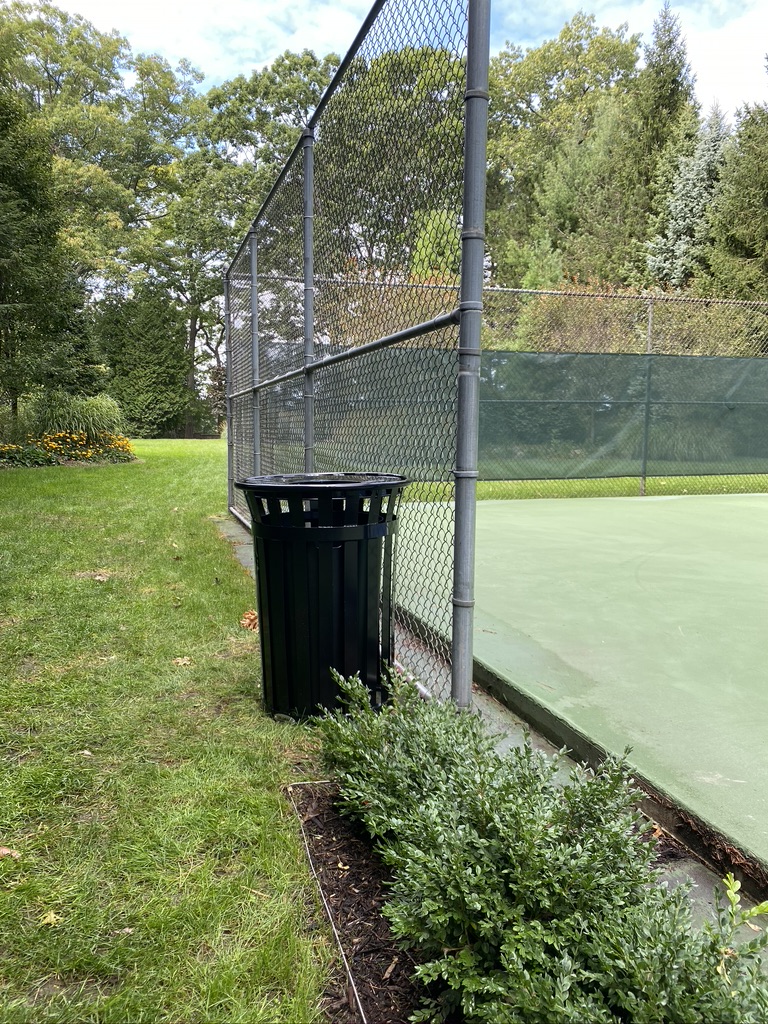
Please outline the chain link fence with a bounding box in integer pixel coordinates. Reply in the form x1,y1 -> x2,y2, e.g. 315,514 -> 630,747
226,0 -> 490,701
480,289 -> 768,496
227,0 -> 768,702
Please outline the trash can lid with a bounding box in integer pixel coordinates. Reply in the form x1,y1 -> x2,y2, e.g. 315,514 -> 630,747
235,472 -> 408,496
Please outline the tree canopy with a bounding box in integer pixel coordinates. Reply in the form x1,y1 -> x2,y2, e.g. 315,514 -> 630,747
1,0 -> 767,436
0,0 -> 337,434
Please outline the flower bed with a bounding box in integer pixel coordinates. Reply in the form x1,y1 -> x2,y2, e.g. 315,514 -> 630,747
0,432 -> 134,467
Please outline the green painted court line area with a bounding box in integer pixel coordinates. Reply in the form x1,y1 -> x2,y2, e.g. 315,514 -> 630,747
398,495 -> 768,868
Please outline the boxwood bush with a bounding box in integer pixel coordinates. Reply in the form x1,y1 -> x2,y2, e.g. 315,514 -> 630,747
319,674 -> 768,1023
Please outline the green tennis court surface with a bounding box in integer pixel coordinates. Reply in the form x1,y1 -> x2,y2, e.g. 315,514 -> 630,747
401,493 -> 768,868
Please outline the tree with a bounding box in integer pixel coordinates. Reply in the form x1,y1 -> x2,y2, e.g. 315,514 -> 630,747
0,3 -> 350,433
518,6 -> 699,289
95,284 -> 191,437
533,91 -> 642,286
313,46 -> 465,281
646,107 -> 730,289
487,14 -> 640,282
0,0 -> 129,111
706,98 -> 768,300
204,49 -> 339,165
0,82 -> 99,415
630,2 -> 697,196
0,0 -> 136,276
410,209 -> 461,284
617,1 -> 698,281
119,146 -> 273,434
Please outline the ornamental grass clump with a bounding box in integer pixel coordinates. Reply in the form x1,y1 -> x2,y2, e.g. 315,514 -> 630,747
0,391 -> 134,466
27,389 -> 125,438
319,673 -> 768,1024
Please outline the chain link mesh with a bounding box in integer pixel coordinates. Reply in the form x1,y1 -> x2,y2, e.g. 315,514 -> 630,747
226,0 -> 469,699
314,333 -> 458,692
481,288 -> 768,497
228,246 -> 255,522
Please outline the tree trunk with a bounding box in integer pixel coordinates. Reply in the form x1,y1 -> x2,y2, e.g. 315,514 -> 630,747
184,309 -> 198,438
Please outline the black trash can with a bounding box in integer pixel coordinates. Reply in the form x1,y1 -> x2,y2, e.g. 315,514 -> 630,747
234,472 -> 409,717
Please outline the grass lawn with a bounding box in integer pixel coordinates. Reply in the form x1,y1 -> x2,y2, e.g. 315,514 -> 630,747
0,439 -> 331,1023
476,474 -> 768,500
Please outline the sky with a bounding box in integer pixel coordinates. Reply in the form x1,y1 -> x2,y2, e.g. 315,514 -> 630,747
49,0 -> 768,121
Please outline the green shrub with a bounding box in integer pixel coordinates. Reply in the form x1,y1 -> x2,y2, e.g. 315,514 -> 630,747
319,674 -> 768,1023
0,442 -> 57,467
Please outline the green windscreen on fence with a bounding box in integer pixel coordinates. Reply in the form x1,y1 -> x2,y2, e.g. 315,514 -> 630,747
479,351 -> 768,480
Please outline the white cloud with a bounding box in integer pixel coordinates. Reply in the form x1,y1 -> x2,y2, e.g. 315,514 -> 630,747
51,0 -> 370,84
493,0 -> 768,119
680,4 -> 768,118
34,0 -> 768,117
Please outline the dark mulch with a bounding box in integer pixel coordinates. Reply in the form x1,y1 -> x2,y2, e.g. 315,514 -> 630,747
290,781 -> 692,1024
288,782 -> 425,1024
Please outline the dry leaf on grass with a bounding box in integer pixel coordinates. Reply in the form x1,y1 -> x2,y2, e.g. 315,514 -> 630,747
172,657 -> 193,667
39,911 -> 63,927
240,610 -> 259,632
0,847 -> 20,859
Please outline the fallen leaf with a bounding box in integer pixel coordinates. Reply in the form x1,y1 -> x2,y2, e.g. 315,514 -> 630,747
77,750 -> 94,757
112,927 -> 134,935
39,911 -> 62,927
337,861 -> 349,871
240,610 -> 259,632
172,657 -> 193,667
0,847 -> 20,859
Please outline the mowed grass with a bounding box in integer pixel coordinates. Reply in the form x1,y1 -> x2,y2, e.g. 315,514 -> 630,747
0,440 -> 331,1023
399,473 -> 768,503
476,473 -> 768,500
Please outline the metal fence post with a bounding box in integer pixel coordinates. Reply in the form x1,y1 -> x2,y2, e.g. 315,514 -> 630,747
303,127 -> 315,473
452,0 -> 491,708
224,271 -> 234,510
249,230 -> 261,476
640,297 -> 654,496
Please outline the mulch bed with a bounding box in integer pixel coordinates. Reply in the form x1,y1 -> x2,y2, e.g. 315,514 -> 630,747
288,780 -> 691,1024
288,782 -> 425,1024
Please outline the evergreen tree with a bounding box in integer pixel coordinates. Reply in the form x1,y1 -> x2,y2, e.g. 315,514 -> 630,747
706,99 -> 768,300
632,2 -> 697,189
646,107 -> 730,289
528,5 -> 699,288
95,284 -> 191,437
0,80 -> 99,414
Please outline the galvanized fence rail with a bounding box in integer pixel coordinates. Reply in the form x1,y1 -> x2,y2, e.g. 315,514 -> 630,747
226,0 -> 491,703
